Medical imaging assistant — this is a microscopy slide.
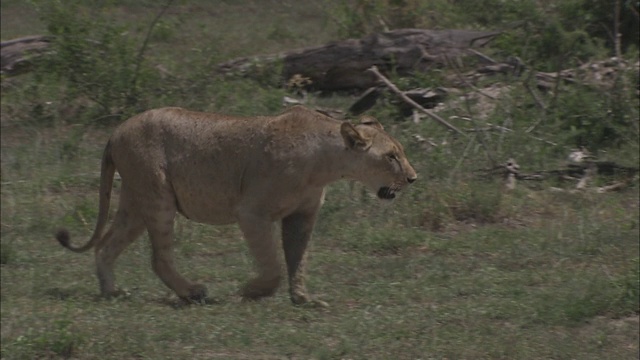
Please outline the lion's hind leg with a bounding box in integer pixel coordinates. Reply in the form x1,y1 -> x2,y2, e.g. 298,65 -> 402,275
95,195 -> 145,298
144,197 -> 208,303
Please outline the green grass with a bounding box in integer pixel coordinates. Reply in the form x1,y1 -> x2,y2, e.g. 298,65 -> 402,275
2,1 -> 639,359
1,122 -> 638,359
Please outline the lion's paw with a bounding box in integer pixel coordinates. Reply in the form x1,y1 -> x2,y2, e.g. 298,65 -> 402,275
181,283 -> 208,304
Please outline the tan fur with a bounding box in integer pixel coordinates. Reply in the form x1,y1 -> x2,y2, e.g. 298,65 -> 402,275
56,105 -> 417,305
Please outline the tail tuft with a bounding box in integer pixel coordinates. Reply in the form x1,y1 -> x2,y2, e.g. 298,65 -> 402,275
55,228 -> 71,248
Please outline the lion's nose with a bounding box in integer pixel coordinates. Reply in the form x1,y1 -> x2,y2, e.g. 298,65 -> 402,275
407,176 -> 417,184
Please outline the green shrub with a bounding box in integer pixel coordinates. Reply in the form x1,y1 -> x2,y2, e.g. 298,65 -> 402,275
32,0 -> 165,123
548,76 -> 639,150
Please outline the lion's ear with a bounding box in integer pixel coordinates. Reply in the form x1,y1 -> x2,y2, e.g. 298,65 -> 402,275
359,115 -> 383,131
341,122 -> 371,150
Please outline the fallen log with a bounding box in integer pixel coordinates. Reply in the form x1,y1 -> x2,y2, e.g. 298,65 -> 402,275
217,28 -> 502,91
1,35 -> 52,76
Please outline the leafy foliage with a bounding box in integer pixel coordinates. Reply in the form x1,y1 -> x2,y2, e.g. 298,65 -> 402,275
32,0 -> 161,122
327,0 -> 638,69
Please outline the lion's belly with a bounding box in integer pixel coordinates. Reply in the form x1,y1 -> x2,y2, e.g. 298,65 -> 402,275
171,184 -> 239,225
170,176 -> 323,226
172,190 -> 236,225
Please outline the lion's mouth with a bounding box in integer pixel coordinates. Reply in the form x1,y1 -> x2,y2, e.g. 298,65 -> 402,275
377,187 -> 396,200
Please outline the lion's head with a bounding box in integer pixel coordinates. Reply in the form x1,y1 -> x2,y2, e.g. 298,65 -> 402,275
340,116 -> 417,200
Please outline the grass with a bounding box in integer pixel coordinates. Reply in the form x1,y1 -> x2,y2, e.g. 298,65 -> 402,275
1,120 -> 638,359
1,1 -> 639,359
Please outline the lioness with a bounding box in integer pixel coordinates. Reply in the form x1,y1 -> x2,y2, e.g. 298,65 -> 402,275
56,105 -> 417,306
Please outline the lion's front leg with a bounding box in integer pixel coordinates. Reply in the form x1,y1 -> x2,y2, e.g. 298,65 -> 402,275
282,210 -> 328,307
238,214 -> 282,300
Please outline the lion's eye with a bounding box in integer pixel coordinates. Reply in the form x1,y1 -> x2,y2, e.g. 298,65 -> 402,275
387,154 -> 399,162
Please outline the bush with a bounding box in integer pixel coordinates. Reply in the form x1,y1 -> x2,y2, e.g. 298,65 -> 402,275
32,0 -> 166,123
550,84 -> 635,149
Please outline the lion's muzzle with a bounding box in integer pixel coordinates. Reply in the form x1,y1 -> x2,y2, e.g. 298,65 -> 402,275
377,186 -> 396,200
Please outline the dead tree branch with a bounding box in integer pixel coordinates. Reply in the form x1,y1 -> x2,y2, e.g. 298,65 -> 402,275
368,66 -> 467,137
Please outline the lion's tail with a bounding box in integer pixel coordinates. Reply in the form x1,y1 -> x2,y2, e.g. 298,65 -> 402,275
56,140 -> 116,253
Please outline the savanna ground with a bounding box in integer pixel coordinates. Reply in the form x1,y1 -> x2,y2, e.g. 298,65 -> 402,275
1,1 -> 639,359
